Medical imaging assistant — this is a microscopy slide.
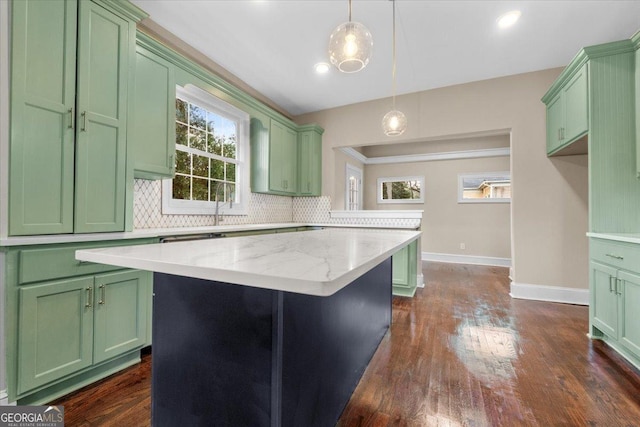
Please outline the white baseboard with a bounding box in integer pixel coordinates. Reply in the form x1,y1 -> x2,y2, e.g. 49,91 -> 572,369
417,273 -> 424,288
422,252 -> 511,267
510,282 -> 589,305
0,389 -> 13,405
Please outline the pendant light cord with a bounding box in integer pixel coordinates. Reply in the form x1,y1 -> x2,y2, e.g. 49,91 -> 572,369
391,0 -> 397,110
348,0 -> 352,22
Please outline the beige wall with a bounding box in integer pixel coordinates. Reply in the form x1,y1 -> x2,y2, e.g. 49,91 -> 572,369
363,155 -> 511,259
296,69 -> 590,290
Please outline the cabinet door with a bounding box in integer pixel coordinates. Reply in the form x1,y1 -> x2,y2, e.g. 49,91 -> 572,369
269,120 -> 285,192
546,93 -> 563,154
282,126 -> 298,194
93,270 -> 149,364
269,120 -> 297,194
392,245 -> 410,286
133,45 -> 176,179
590,262 -> 619,339
18,277 -> 94,394
563,64 -> 589,143
74,1 -> 129,233
298,130 -> 322,196
9,0 -> 77,235
618,270 -> 640,357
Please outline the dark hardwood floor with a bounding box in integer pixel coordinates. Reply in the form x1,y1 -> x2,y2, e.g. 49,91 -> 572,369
53,262 -> 640,426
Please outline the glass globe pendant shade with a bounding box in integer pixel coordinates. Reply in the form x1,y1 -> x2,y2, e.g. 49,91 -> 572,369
382,110 -> 407,136
328,21 -> 373,73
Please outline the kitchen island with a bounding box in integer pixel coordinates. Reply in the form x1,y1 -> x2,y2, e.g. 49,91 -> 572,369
76,228 -> 421,427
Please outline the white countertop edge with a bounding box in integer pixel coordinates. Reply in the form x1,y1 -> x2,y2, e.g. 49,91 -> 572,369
0,222 -> 419,246
330,210 -> 423,219
587,232 -> 640,245
76,230 -> 421,297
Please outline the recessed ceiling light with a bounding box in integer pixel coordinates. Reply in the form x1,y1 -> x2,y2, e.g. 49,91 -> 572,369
497,10 -> 521,29
314,62 -> 330,74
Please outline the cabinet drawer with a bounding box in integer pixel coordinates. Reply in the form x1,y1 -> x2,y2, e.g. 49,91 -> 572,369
590,238 -> 640,272
18,239 -> 156,284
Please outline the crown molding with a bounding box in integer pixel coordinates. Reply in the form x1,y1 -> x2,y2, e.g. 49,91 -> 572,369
340,147 -> 510,165
542,39 -> 635,103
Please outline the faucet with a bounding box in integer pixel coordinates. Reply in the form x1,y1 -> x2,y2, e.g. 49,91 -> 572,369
214,181 -> 233,226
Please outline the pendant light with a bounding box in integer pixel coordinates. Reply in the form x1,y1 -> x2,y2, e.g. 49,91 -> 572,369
382,0 -> 407,136
328,0 -> 373,73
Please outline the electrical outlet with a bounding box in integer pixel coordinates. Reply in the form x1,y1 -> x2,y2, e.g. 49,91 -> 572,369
460,243 -> 466,250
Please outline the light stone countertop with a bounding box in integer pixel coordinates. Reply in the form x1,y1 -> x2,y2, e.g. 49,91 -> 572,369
76,228 -> 421,297
587,232 -> 640,245
0,222 -> 419,246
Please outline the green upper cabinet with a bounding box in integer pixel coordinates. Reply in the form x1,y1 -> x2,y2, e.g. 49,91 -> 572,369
132,36 -> 176,180
9,0 -> 78,235
543,63 -> 588,156
74,0 -> 130,233
297,125 -> 323,196
269,119 -> 298,194
250,117 -> 323,197
8,0 -> 146,236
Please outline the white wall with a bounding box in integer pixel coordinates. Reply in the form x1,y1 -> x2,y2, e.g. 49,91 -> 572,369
363,150 -> 511,260
296,69 -> 590,294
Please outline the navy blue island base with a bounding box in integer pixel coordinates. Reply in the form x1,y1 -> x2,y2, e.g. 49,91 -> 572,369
151,257 -> 392,427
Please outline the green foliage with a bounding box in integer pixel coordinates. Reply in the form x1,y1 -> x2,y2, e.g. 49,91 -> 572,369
172,97 -> 239,202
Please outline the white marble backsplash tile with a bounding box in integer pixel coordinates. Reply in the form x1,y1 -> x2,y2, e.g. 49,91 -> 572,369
134,180 -> 421,230
133,179 -> 293,229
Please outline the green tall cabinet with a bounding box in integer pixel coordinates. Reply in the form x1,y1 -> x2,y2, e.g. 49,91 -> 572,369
544,37 -> 640,371
9,0 -> 145,235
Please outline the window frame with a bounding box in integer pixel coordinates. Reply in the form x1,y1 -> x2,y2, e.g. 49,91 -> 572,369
162,85 -> 250,215
376,175 -> 425,204
345,163 -> 363,210
457,171 -> 511,204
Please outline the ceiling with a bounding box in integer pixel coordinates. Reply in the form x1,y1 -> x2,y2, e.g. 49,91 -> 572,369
131,1 -> 640,117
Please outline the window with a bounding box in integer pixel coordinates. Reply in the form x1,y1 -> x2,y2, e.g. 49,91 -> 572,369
345,163 -> 363,210
458,172 -> 511,203
376,176 -> 424,204
162,85 -> 249,215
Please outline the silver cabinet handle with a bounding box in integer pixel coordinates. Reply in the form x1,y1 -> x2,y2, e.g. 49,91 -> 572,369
68,108 -> 74,129
85,287 -> 93,308
98,284 -> 105,305
605,253 -> 624,260
609,276 -> 616,293
616,278 -> 622,296
81,111 -> 87,131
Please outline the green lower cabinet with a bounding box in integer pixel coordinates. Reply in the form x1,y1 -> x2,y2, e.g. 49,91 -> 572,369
618,270 -> 640,356
18,277 -> 95,394
590,261 -> 619,338
392,240 -> 418,297
17,270 -> 150,397
93,270 -> 149,364
590,239 -> 640,367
